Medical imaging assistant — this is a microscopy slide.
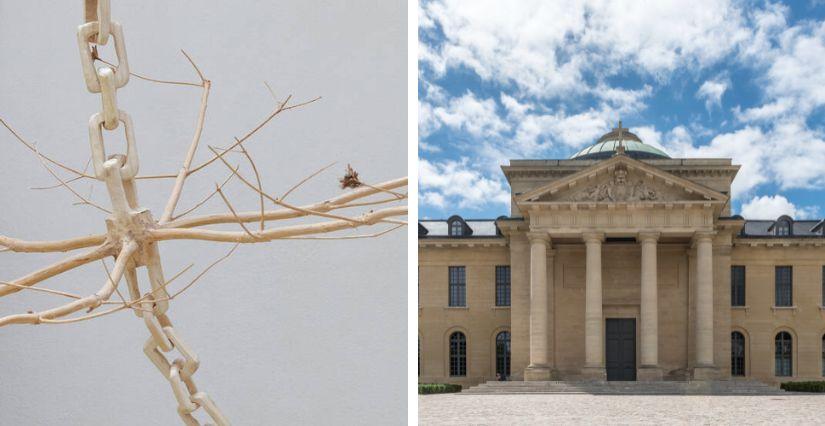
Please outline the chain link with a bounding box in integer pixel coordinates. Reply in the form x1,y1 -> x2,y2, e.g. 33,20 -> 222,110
77,2 -> 228,424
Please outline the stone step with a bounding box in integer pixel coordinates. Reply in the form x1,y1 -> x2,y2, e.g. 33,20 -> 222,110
462,380 -> 784,395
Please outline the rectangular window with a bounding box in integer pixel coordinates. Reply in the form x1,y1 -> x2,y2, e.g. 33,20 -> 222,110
448,266 -> 466,307
495,265 -> 511,307
775,266 -> 793,307
731,265 -> 745,307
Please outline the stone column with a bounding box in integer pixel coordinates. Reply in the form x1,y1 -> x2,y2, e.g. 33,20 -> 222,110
638,231 -> 662,381
693,231 -> 717,380
524,231 -> 553,380
581,232 -> 605,380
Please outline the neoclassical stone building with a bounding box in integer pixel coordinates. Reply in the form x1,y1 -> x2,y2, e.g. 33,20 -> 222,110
418,125 -> 825,386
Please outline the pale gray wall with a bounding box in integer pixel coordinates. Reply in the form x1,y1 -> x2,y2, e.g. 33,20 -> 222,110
0,1 -> 406,424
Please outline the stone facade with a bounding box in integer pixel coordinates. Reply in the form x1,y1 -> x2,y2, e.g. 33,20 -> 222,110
419,151 -> 825,387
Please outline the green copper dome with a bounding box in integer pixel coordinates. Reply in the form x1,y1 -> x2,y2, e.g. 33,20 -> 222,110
571,123 -> 670,160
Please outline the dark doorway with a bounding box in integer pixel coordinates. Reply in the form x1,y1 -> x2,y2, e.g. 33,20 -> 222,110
606,318 -> 636,381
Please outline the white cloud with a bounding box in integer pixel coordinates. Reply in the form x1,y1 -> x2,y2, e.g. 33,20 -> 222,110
419,158 -> 510,210
420,0 -> 750,98
432,92 -> 509,137
696,78 -> 729,112
739,195 -> 820,219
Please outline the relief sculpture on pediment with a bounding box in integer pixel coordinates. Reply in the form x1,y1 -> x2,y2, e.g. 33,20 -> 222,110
572,165 -> 658,202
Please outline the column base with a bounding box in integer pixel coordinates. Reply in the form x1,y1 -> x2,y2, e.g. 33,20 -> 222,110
691,365 -> 719,381
579,366 -> 606,380
636,366 -> 663,381
524,365 -> 556,381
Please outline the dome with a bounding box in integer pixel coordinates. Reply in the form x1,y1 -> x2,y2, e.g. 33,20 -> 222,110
571,122 -> 670,160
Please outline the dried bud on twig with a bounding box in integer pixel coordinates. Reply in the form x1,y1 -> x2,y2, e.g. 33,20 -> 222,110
339,164 -> 362,189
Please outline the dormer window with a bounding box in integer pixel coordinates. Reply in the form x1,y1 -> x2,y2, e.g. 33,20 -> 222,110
774,215 -> 793,236
450,220 -> 464,237
447,215 -> 470,237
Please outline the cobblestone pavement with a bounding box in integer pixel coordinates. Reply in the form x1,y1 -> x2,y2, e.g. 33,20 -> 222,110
419,394 -> 825,425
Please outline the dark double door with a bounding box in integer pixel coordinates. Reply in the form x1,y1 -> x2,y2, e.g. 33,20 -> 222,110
605,318 -> 636,381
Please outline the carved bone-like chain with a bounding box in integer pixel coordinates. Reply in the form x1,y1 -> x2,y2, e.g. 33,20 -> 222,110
78,1 -> 228,424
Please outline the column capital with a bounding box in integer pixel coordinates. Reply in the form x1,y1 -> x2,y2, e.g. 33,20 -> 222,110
526,231 -> 550,245
692,230 -> 716,246
581,232 -> 604,244
637,231 -> 660,242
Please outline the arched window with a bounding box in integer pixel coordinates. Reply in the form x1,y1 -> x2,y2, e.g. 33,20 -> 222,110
449,332 -> 467,377
449,220 -> 463,237
775,331 -> 793,377
495,331 -> 511,380
731,331 -> 745,377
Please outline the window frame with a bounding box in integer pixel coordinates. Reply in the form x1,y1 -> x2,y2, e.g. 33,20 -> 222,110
731,265 -> 746,307
775,331 -> 793,377
774,266 -> 793,307
448,266 -> 466,307
775,220 -> 791,236
731,331 -> 746,377
495,265 -> 511,307
449,331 -> 467,377
495,331 -> 511,379
449,220 -> 463,237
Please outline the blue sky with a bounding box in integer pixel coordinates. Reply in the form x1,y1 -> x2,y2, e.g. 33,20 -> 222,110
419,0 -> 825,220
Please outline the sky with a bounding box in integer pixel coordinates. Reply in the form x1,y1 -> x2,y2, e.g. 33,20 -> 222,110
418,0 -> 825,221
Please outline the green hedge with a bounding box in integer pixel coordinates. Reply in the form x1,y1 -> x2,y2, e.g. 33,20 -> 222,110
418,383 -> 462,394
780,381 -> 825,392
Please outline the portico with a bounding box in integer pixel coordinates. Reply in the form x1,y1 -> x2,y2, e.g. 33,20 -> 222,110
511,152 -> 728,381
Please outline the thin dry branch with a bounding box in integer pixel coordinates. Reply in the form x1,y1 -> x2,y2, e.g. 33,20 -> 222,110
214,185 -> 257,239
31,157 -> 92,190
283,223 -> 405,240
33,145 -> 111,214
0,243 -> 114,297
0,233 -> 107,253
0,241 -> 136,326
234,139 -> 266,231
149,205 -> 407,244
159,50 -> 211,224
280,161 -> 337,201
95,53 -> 202,88
171,164 -> 239,220
163,177 -> 407,229
207,146 -> 378,226
185,95 -> 321,176
1,118 -> 95,179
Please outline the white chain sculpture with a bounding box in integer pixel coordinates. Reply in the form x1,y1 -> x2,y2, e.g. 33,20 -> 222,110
0,2 -> 407,425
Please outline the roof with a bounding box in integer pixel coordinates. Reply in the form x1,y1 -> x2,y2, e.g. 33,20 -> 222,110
418,217 -> 825,238
418,218 -> 501,238
571,123 -> 670,160
739,218 -> 825,238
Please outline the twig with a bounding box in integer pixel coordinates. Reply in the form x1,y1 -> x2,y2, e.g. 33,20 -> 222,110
32,145 -> 111,214
234,138 -> 266,231
280,161 -> 337,201
94,55 -> 202,88
1,117 -> 94,179
214,184 -> 258,239
159,50 -> 211,224
31,157 -> 92,190
171,164 -> 239,220
186,95 -> 321,176
283,223 -> 405,240
207,146 -> 370,226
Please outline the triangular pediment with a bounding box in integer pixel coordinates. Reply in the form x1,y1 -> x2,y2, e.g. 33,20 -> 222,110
517,155 -> 727,204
